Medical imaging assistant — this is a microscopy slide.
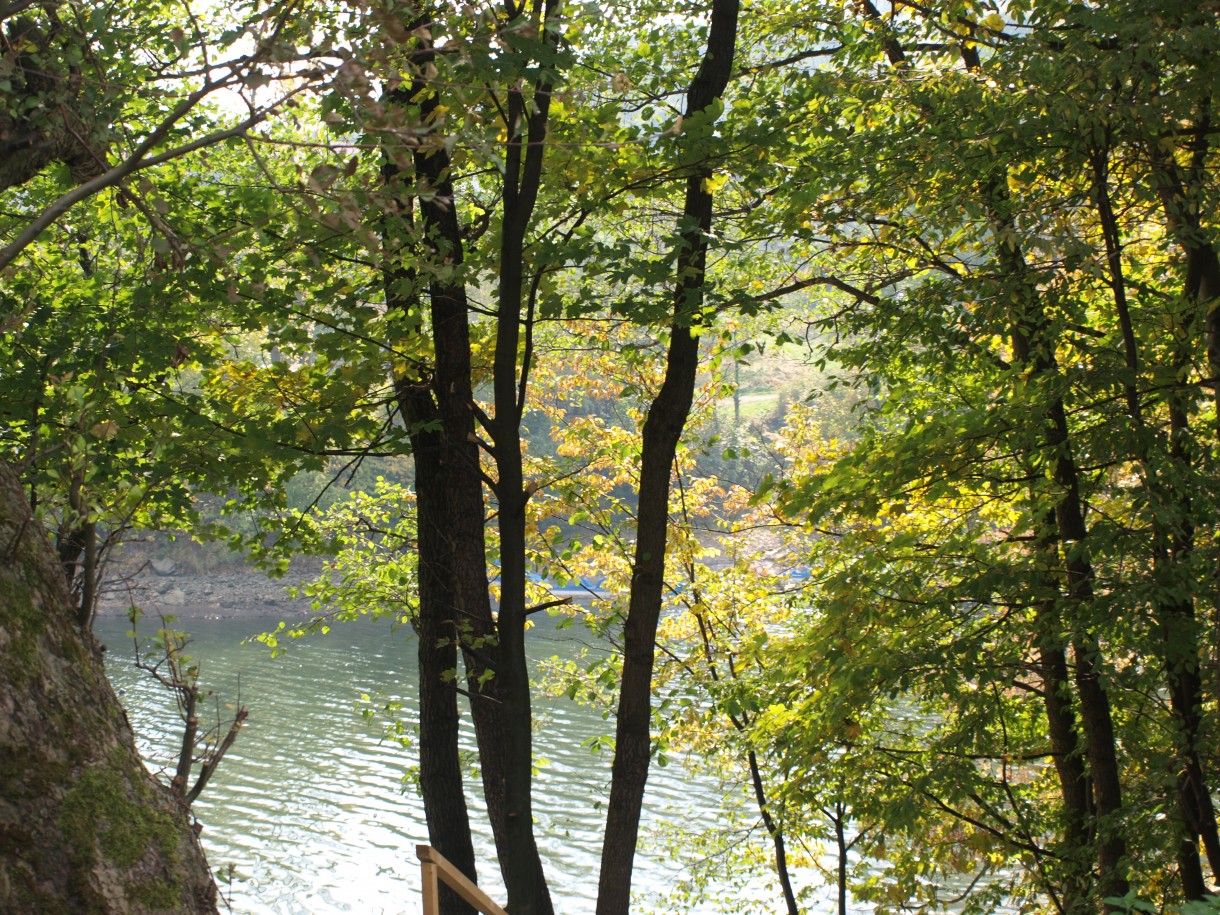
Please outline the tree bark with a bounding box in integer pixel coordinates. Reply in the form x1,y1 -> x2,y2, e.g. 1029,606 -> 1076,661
382,80 -> 508,912
383,167 -> 480,912
0,6 -> 109,193
1093,146 -> 1220,894
746,748 -> 798,915
388,13 -> 553,907
997,218 -> 1130,905
406,395 -> 482,915
484,3 -> 563,911
0,457 -> 218,913
596,4 -> 740,912
1033,594 -> 1094,914
860,19 -> 1133,904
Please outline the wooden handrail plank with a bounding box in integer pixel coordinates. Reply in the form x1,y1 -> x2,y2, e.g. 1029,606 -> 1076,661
416,845 -> 508,915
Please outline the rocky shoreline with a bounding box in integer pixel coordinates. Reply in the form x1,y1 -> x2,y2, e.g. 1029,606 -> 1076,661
95,565 -> 317,620
93,560 -> 613,621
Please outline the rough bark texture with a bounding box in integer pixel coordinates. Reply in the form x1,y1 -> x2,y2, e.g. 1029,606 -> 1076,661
0,458 -> 218,914
390,5 -> 565,911
0,6 -> 109,194
384,27 -> 532,906
1150,145 -> 1220,888
1034,613 -> 1093,915
407,407 -> 480,915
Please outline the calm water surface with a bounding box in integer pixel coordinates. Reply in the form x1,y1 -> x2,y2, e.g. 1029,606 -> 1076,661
96,613 -> 778,914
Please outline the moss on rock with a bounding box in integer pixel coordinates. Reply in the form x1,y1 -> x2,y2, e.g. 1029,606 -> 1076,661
127,878 -> 185,910
59,756 -> 180,872
0,572 -> 41,683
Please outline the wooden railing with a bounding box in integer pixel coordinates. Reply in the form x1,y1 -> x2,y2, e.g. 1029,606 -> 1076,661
417,845 -> 508,915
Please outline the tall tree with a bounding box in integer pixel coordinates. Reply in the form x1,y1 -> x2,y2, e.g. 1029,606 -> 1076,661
716,0 -> 1220,909
596,1 -> 741,911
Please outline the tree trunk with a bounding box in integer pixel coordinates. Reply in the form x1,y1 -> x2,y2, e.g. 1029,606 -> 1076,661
745,748 -> 799,915
389,304 -> 480,915
383,94 -> 481,912
0,457 -> 218,913
390,23 -> 547,907
485,4 -> 563,910
596,4 -> 740,912
407,402 -> 481,915
1149,146 -> 1220,886
1034,595 -> 1094,914
997,224 -> 1130,904
0,5 -> 108,194
1094,148 -> 1219,893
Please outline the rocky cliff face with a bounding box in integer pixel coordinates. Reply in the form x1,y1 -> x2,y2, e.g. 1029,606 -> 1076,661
0,460 -> 218,913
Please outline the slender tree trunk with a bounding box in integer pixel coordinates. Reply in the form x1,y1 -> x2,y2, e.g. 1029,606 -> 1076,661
860,21 -> 1118,905
411,139 -> 512,906
991,189 -> 1129,904
55,472 -> 93,625
1149,141 -> 1220,720
410,414 -> 482,915
55,514 -> 97,628
1043,396 -> 1129,900
690,592 -> 799,910
77,518 -> 97,627
1034,595 -> 1094,913
383,133 -> 480,914
391,10 -> 558,909
596,4 -> 740,912
1093,148 -> 1219,893
484,3 -> 562,910
384,43 -> 510,909
863,21 -> 1133,902
746,748 -> 799,915
832,803 -> 848,915
1148,140 -> 1220,445
1031,326 -> 1129,906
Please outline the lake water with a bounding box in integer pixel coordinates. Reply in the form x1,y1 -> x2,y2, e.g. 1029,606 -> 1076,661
95,613 -> 805,914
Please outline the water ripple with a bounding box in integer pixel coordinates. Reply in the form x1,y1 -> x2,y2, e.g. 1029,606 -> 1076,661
98,614 -> 773,914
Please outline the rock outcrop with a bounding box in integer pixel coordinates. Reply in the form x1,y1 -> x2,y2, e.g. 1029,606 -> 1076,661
0,460 -> 218,913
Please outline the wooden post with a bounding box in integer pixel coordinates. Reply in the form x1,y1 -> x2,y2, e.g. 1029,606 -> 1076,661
416,845 -> 508,915
420,852 -> 440,915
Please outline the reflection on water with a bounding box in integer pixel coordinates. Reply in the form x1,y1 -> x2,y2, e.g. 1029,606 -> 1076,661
95,613 -> 762,914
